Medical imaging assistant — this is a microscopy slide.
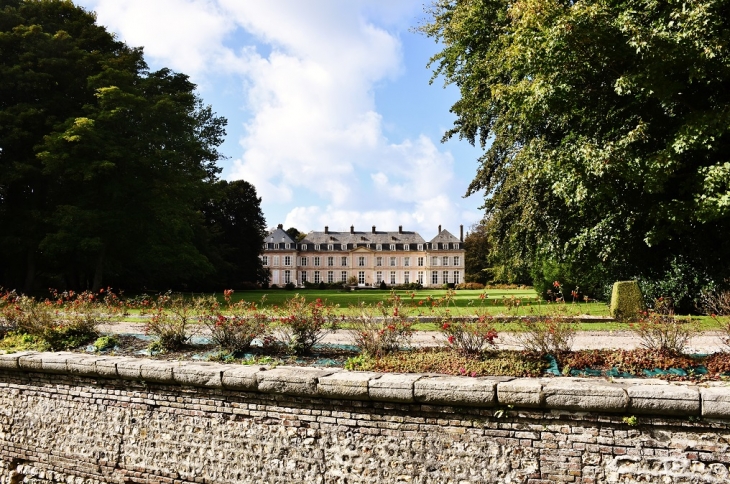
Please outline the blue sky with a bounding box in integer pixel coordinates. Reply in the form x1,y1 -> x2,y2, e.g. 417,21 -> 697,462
75,0 -> 486,239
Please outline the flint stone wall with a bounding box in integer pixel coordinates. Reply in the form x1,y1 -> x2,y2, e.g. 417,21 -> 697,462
0,352 -> 729,483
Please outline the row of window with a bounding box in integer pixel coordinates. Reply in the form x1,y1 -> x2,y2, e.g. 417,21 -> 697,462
262,255 -> 462,268
274,270 -> 462,285
265,242 -> 461,251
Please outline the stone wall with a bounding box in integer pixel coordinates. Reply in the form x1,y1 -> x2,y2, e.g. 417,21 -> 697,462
0,352 -> 729,483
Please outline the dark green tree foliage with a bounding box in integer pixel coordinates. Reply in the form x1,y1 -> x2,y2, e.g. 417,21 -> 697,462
422,0 -> 730,308
463,222 -> 491,284
0,0 -> 265,292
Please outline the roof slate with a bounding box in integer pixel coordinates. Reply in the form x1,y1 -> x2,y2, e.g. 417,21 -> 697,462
301,231 -> 426,245
265,228 -> 296,244
429,229 -> 460,244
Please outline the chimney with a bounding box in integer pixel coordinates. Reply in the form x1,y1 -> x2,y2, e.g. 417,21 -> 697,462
277,223 -> 283,229
398,225 -> 403,234
372,225 -> 376,234
438,224 -> 442,234
350,225 -> 354,234
460,224 -> 464,242
324,226 -> 329,234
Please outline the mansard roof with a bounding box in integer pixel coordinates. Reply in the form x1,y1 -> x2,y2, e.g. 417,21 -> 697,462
301,229 -> 426,246
265,227 -> 296,245
429,229 -> 460,244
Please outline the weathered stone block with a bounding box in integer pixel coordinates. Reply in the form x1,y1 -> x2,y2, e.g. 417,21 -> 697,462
369,373 -> 422,403
221,366 -> 265,391
40,352 -> 79,373
173,362 -> 227,388
318,371 -> 381,400
257,366 -> 339,396
94,356 -> 127,378
497,378 -> 543,408
116,358 -> 148,380
18,353 -> 45,370
626,382 -> 700,416
0,351 -> 34,369
414,376 -> 502,407
65,354 -> 104,376
701,386 -> 730,418
140,360 -> 178,382
543,379 -> 628,412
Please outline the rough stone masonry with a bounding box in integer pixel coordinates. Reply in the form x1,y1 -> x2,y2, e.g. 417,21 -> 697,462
0,352 -> 730,483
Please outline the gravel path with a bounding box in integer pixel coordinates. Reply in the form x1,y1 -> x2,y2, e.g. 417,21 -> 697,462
99,322 -> 727,354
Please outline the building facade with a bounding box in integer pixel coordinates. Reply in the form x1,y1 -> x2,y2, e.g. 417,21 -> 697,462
262,225 -> 465,288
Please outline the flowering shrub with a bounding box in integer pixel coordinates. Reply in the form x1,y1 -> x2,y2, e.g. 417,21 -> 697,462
201,290 -> 272,352
512,316 -> 577,355
145,292 -> 214,351
629,297 -> 699,354
441,315 -> 498,354
348,292 -> 413,356
273,294 -> 339,355
700,290 -> 730,349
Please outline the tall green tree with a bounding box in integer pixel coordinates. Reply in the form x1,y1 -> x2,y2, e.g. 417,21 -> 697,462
0,0 -> 236,292
422,0 -> 730,308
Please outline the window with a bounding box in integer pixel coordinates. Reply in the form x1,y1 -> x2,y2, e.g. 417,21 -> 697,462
327,256 -> 334,267
453,271 -> 460,285
453,243 -> 460,250
284,270 -> 291,283
404,257 -> 410,267
417,244 -> 423,251
390,271 -> 396,284
341,271 -> 347,282
376,256 -> 383,267
314,256 -> 321,266
358,256 -> 366,267
284,256 -> 291,266
342,243 -> 348,250
376,271 -> 383,283
403,244 -> 409,251
314,244 -> 320,251
273,256 -> 280,266
443,270 -> 449,284
263,243 -> 267,250
417,257 -> 424,267
358,271 -> 365,284
327,271 -> 334,283
301,244 -> 307,250
442,256 -> 449,266
417,271 -> 424,284
431,256 -> 438,266
274,243 -> 279,249
285,243 -> 290,249
328,244 -> 333,251
389,257 -> 396,267
341,256 -> 348,266
453,256 -> 460,266
300,257 -> 308,266
301,271 -> 308,283
432,272 -> 438,285
404,271 -> 410,284
389,244 -> 396,251
376,244 -> 382,251
262,256 -> 269,266
314,271 -> 321,283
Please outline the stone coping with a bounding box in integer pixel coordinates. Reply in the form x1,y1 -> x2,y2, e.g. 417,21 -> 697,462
1,351 -> 729,418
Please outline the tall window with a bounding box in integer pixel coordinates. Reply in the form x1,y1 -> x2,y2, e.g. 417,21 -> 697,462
358,271 -> 365,284
327,271 -> 334,283
453,271 -> 460,284
417,257 -> 424,267
453,256 -> 460,266
301,271 -> 307,283
273,256 -> 280,266
284,256 -> 291,266
376,271 -> 383,283
327,256 -> 334,267
390,271 -> 396,284
314,256 -> 320,266
328,244 -> 333,251
389,244 -> 396,251
453,243 -> 459,250
417,244 -> 423,251
274,243 -> 279,249
358,256 -> 366,267
376,256 -> 383,267
432,272 -> 438,285
443,270 -> 449,284
341,256 -> 348,266
389,257 -> 396,267
314,244 -> 320,250
284,270 -> 291,283
442,256 -> 449,266
300,257 -> 308,266
417,271 -> 424,284
314,271 -> 321,283
404,272 -> 410,284
262,256 -> 269,266
404,257 -> 410,267
403,244 -> 409,251
431,256 -> 438,266
341,271 -> 348,282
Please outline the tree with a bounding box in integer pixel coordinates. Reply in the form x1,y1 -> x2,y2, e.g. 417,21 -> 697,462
0,0 -> 230,292
463,222 -> 491,284
422,0 -> 730,308
285,227 -> 307,242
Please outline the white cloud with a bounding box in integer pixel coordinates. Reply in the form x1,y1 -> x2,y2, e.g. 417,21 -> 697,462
76,0 -> 480,237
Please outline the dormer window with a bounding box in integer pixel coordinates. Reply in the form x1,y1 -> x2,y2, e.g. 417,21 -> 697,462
417,244 -> 423,251
403,244 -> 409,251
453,243 -> 459,250
389,244 -> 396,251
314,244 -> 320,251
274,243 -> 279,249
328,244 -> 333,251
301,244 -> 307,250
376,244 -> 382,251
285,243 -> 290,249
